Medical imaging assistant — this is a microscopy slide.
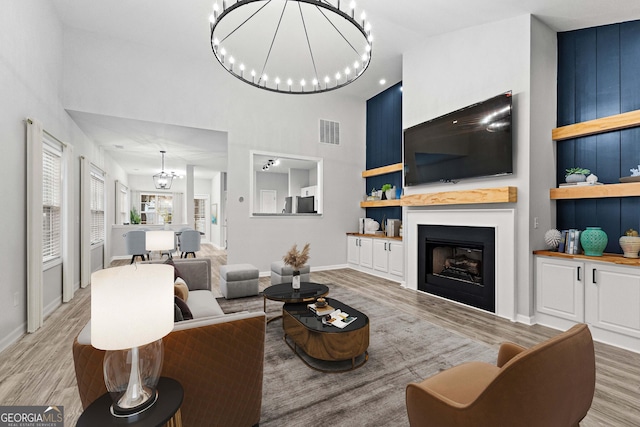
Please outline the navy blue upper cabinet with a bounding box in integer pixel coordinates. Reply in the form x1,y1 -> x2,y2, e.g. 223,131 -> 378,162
557,21 -> 640,253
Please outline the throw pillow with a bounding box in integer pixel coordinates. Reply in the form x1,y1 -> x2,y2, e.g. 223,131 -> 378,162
163,258 -> 181,281
174,277 -> 189,302
174,303 -> 184,322
174,295 -> 193,321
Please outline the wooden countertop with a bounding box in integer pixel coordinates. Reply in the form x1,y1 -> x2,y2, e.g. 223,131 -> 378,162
347,232 -> 402,241
533,250 -> 640,267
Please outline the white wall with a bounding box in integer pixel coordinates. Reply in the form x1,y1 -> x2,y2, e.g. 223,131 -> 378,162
61,27 -> 366,273
0,0 -> 131,350
402,15 -> 556,320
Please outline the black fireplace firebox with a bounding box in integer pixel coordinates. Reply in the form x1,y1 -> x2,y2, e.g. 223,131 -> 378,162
418,225 -> 495,312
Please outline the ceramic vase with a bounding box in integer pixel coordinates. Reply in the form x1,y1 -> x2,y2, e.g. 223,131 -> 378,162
565,173 -> 587,183
619,236 -> 640,258
580,227 -> 608,256
292,271 -> 301,289
385,187 -> 396,200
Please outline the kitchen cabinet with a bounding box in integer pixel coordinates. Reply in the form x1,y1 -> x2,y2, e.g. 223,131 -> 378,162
534,251 -> 640,352
348,234 -> 403,283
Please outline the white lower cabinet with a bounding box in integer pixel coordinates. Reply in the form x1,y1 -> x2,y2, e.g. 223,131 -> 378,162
536,257 -> 584,323
347,235 -> 403,283
535,255 -> 640,352
585,263 -> 640,340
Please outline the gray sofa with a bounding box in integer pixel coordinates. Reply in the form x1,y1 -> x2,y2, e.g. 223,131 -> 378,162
155,257 -> 224,318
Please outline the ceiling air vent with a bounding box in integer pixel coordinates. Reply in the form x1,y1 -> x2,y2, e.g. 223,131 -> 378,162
319,119 -> 340,145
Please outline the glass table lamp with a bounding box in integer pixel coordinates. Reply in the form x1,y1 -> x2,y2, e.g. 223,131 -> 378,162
91,264 -> 174,416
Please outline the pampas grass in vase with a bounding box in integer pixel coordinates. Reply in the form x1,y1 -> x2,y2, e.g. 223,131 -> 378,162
283,243 -> 310,289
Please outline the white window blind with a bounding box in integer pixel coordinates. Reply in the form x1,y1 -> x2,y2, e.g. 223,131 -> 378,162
90,170 -> 105,244
42,140 -> 62,263
119,183 -> 128,225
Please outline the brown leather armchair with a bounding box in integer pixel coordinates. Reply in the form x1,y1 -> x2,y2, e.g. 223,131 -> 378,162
73,312 -> 266,427
406,324 -> 596,427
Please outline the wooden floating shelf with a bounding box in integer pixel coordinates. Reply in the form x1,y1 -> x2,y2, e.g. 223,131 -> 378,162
400,186 -> 517,207
552,109 -> 640,141
534,250 -> 640,267
360,199 -> 402,208
361,163 -> 403,178
550,182 -> 640,200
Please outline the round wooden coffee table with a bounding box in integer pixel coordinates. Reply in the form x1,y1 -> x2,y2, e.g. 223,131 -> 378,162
261,282 -> 329,323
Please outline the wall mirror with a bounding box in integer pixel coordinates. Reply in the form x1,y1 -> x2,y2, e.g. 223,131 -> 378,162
250,151 -> 323,216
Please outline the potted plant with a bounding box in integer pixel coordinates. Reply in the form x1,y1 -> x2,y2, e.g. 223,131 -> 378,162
619,228 -> 640,258
381,183 -> 396,200
565,167 -> 591,183
283,243 -> 310,289
130,207 -> 141,224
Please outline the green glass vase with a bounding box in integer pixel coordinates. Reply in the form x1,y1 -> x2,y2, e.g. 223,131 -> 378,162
580,227 -> 608,256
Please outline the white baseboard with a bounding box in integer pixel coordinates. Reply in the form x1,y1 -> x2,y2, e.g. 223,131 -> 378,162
515,314 -> 535,325
0,323 -> 26,354
43,296 -> 62,319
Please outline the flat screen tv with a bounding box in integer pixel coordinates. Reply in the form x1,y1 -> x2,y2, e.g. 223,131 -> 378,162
404,91 -> 513,186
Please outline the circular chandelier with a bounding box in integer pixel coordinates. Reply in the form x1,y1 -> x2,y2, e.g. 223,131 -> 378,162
209,0 -> 373,94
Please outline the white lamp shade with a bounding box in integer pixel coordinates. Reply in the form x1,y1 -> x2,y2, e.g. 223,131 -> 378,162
91,264 -> 174,350
145,230 -> 175,251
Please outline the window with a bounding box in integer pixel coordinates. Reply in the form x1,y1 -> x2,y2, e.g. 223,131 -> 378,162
194,198 -> 206,233
90,169 -> 105,244
42,139 -> 62,263
119,183 -> 128,225
140,193 -> 173,225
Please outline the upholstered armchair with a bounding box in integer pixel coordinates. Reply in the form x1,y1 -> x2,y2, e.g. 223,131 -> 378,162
406,323 -> 596,427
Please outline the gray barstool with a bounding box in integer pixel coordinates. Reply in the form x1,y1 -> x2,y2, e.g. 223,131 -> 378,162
124,230 -> 149,264
179,229 -> 201,258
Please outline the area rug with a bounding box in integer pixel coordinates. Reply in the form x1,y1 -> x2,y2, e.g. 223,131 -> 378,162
218,283 -> 497,427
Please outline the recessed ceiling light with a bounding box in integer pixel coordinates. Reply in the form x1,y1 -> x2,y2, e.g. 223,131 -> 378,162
379,79 -> 386,85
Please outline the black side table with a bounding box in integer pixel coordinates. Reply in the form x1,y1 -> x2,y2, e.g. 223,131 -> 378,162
76,377 -> 183,427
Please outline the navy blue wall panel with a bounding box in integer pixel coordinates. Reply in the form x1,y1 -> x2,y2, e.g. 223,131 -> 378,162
558,22 -> 640,253
365,82 -> 403,225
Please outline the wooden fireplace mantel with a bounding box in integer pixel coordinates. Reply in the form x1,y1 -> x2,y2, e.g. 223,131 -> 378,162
400,186 -> 517,207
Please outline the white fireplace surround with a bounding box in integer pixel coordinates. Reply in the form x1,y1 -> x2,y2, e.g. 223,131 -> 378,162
406,208 -> 516,320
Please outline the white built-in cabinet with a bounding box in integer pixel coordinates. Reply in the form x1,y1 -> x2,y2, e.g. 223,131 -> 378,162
535,253 -> 640,352
348,234 -> 403,283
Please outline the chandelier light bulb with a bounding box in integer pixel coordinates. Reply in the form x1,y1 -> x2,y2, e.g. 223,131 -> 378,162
239,63 -> 245,77
365,22 -> 372,32
335,72 -> 341,82
362,53 -> 369,63
345,67 -> 351,75
228,56 -> 235,72
312,78 -> 318,87
360,11 -> 366,26
365,44 -> 371,53
213,3 -> 219,19
368,34 -> 374,43
209,14 -> 215,24
213,37 -> 219,46
220,47 -> 226,63
275,77 -> 281,89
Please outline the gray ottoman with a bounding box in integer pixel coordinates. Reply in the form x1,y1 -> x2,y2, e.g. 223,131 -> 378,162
270,260 -> 310,285
220,264 -> 259,299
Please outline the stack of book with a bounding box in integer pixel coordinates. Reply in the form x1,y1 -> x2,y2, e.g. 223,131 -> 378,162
558,229 -> 582,254
308,302 -> 335,316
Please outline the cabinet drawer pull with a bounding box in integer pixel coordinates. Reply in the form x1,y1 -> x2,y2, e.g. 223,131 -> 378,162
577,266 -> 581,281
592,268 -> 597,284
384,242 -> 388,251
389,243 -> 391,252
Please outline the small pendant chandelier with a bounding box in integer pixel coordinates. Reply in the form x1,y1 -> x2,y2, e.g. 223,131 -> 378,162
153,151 -> 175,190
209,0 -> 373,94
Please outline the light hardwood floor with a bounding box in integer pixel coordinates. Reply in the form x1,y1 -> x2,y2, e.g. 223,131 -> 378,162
1,246 -> 639,426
